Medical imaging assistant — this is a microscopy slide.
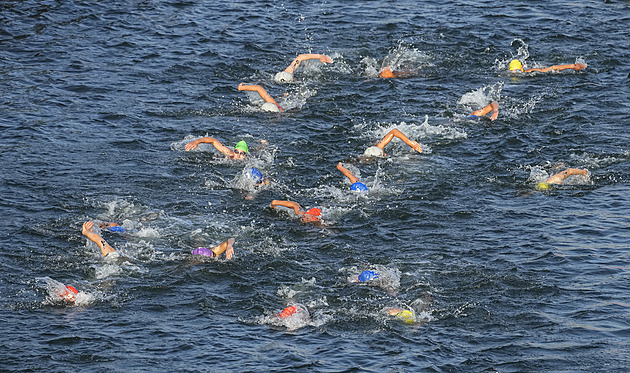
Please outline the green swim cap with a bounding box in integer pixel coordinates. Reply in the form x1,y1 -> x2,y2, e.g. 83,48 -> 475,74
234,140 -> 248,154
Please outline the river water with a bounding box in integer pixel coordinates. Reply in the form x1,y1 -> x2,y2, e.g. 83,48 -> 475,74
1,1 -> 629,371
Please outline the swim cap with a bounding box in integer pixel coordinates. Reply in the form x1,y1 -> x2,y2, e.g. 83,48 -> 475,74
358,270 -> 379,282
248,168 -> 263,183
537,182 -> 550,190
261,102 -> 280,113
466,114 -> 479,120
305,207 -> 321,217
274,71 -> 294,83
364,146 -> 384,157
350,182 -> 368,192
62,285 -> 78,302
106,225 -> 125,233
379,67 -> 395,79
509,59 -> 523,71
192,247 -> 214,257
278,305 -> 297,318
396,310 -> 415,324
234,140 -> 248,154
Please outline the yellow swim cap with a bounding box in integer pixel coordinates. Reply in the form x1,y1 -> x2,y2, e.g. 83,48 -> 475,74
396,310 -> 415,324
509,59 -> 523,71
537,182 -> 550,190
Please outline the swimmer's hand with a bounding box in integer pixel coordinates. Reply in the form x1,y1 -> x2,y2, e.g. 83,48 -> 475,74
409,141 -> 423,153
185,140 -> 199,151
318,55 -> 333,64
82,220 -> 95,236
574,63 -> 587,71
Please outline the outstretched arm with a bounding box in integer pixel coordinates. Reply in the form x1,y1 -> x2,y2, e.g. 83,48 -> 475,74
82,221 -> 116,257
185,136 -> 234,157
336,162 -> 360,184
525,63 -> 586,73
211,238 -> 235,260
271,200 -> 303,216
238,83 -> 282,111
284,53 -> 333,74
470,101 -> 499,121
546,168 -> 588,184
376,128 -> 423,153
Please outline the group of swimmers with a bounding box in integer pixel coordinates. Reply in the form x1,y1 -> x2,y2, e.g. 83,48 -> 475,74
59,51 -> 590,323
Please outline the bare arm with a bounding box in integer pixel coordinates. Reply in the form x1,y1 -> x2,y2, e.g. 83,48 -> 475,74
238,83 -> 282,110
211,238 -> 235,260
525,63 -> 586,73
336,162 -> 360,184
271,200 -> 303,216
470,101 -> 499,121
82,221 -> 116,256
376,128 -> 423,153
185,137 -> 234,157
284,53 -> 333,74
546,168 -> 588,184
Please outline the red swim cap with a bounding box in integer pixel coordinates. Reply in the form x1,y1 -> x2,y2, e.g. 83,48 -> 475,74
278,306 -> 297,318
305,207 -> 321,217
61,285 -> 78,302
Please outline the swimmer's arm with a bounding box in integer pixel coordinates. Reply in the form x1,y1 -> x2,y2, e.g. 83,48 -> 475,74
238,83 -> 282,111
525,63 -> 586,73
284,54 -> 333,74
336,162 -> 360,184
185,137 -> 234,157
82,221 -> 116,256
270,200 -> 302,216
545,168 -> 588,184
377,129 -> 422,153
470,101 -> 499,121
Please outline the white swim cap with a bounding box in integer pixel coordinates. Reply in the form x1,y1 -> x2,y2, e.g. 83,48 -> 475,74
364,146 -> 384,157
274,71 -> 294,83
261,102 -> 280,113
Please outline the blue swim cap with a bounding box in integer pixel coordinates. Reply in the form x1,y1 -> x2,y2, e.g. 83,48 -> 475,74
249,168 -> 263,183
466,114 -> 478,120
358,270 -> 379,282
350,182 -> 368,192
106,226 -> 125,233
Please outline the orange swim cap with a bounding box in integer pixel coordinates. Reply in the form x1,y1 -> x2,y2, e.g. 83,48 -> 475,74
61,285 -> 78,302
305,207 -> 321,217
278,306 -> 297,318
379,67 -> 395,79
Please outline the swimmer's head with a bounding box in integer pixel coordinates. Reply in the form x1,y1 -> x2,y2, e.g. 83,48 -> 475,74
350,182 -> 368,192
379,67 -> 395,79
363,146 -> 384,158
192,247 -> 214,257
509,59 -> 524,72
305,207 -> 322,217
61,285 -> 78,302
233,141 -> 248,159
278,305 -> 297,318
395,309 -> 415,324
261,102 -> 280,113
106,225 -> 125,233
248,168 -> 264,183
537,182 -> 550,190
358,270 -> 379,282
274,71 -> 294,83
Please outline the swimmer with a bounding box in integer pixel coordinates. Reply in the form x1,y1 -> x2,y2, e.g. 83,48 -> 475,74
192,237 -> 235,260
387,308 -> 416,324
467,101 -> 499,121
185,137 -> 249,160
363,128 -> 423,158
378,66 -> 416,79
270,200 -> 322,223
537,168 -> 588,190
274,53 -> 333,83
508,59 -> 586,73
357,270 -> 379,282
336,162 -> 368,192
82,220 -> 119,259
246,167 -> 270,186
237,83 -> 283,112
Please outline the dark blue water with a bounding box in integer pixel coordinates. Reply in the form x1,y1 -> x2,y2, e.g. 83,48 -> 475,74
1,1 -> 630,371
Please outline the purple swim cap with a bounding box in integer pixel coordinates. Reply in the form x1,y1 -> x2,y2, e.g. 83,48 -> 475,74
192,247 -> 214,257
